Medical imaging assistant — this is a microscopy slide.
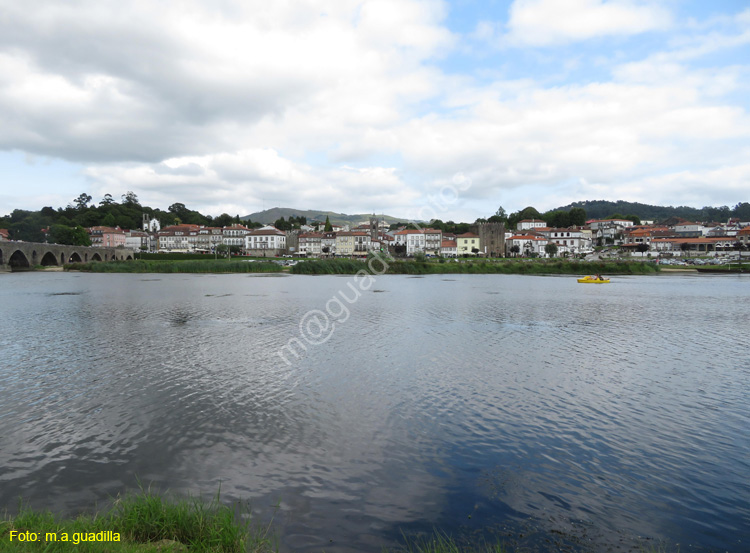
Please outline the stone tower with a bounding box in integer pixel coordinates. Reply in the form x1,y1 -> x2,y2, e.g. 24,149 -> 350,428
369,216 -> 379,242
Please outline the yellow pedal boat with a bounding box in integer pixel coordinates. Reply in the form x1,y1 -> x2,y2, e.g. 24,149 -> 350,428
578,275 -> 610,283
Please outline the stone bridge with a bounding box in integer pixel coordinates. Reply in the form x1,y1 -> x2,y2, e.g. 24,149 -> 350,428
0,241 -> 136,271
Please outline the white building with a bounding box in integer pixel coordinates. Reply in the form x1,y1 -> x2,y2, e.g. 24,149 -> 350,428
125,230 -> 149,251
393,229 -> 442,256
244,227 -> 286,255
539,228 -> 592,254
393,229 -> 424,256
673,222 -> 707,237
321,232 -> 337,256
517,219 -> 547,231
506,234 -> 548,256
222,224 -> 251,247
440,239 -> 457,257
299,232 -> 323,257
142,215 -> 161,232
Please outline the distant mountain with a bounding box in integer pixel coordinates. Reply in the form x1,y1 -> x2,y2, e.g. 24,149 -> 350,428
242,207 -> 406,226
551,200 -> 749,223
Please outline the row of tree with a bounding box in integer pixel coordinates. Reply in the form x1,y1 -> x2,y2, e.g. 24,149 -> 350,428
0,192 -> 266,245
557,200 -> 750,223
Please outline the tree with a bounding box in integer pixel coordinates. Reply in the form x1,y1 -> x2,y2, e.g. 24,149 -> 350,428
324,216 -> 333,232
680,242 -> 691,257
48,224 -> 92,246
213,213 -> 235,228
102,213 -> 116,227
624,213 -> 642,225
508,206 -> 542,230
606,213 -> 626,220
73,193 -> 92,210
569,207 -> 587,226
545,243 -> 558,257
732,202 -> 750,221
636,242 -> 650,255
544,210 -> 570,228
510,244 -> 520,257
274,217 -> 292,231
100,194 -> 116,206
122,191 -> 140,206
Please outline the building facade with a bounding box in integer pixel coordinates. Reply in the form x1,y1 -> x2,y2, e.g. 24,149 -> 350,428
244,227 -> 287,256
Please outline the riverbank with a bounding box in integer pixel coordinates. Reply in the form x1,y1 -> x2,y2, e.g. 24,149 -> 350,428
290,258 -> 660,275
63,260 -> 283,274
58,258 -> 659,275
1,493 -> 677,553
1,492 -> 513,553
1,491 -> 272,553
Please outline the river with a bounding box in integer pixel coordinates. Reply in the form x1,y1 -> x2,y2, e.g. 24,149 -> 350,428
1,272 -> 748,552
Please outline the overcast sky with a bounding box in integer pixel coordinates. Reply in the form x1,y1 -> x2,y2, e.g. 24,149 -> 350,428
1,0 -> 749,221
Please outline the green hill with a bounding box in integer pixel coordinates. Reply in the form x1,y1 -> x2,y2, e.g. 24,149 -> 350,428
552,200 -> 750,223
242,207 -> 406,226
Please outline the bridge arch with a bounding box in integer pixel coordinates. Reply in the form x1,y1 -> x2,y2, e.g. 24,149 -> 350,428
91,252 -> 102,262
41,251 -> 58,266
69,252 -> 83,263
8,250 -> 30,271
126,254 -> 133,260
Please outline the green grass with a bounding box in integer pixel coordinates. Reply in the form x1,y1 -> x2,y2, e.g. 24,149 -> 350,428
697,262 -> 750,271
290,258 -> 660,276
137,253 -> 221,261
64,260 -> 283,274
386,532 -> 507,553
289,258 -> 372,275
1,490 -> 275,553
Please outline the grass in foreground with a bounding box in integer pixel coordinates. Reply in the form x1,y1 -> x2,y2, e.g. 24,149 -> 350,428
385,533 -> 680,553
386,532 -> 508,553
1,490 -> 275,553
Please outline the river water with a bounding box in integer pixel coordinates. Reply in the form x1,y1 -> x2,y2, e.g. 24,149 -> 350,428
1,272 -> 748,552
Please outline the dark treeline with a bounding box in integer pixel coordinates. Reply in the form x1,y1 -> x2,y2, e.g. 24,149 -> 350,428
555,199 -> 750,223
0,192 -> 265,245
4,193 -> 748,247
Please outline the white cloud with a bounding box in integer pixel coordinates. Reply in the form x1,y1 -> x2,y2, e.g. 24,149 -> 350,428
0,0 -> 453,163
1,0 -> 749,220
84,148 -> 421,217
504,0 -> 672,47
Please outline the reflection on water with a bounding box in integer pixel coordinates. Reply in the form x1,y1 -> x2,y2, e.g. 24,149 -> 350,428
1,272 -> 749,552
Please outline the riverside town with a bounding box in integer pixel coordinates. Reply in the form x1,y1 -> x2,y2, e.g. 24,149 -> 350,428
2,206 -> 750,265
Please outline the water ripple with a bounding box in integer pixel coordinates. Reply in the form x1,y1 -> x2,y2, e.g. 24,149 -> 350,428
0,273 -> 748,552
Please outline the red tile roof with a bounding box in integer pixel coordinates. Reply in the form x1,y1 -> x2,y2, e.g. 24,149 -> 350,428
247,228 -> 285,236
